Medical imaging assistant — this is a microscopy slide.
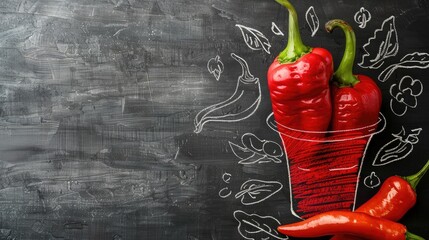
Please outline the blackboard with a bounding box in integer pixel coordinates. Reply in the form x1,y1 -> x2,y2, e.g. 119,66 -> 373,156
0,0 -> 428,239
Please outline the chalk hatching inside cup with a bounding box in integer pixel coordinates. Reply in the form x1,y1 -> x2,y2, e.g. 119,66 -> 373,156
266,112 -> 386,219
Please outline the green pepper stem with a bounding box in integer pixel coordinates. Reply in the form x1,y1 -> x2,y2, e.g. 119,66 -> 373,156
275,0 -> 311,63
403,159 -> 429,191
325,19 -> 359,87
406,231 -> 425,240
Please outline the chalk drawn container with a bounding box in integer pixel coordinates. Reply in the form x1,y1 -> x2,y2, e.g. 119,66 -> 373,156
267,112 -> 386,219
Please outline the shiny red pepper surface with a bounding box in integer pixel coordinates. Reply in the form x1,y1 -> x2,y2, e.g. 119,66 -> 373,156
326,20 -> 382,131
356,175 -> 416,221
331,159 -> 429,240
278,211 -> 424,240
268,48 -> 333,132
330,74 -> 382,130
267,0 -> 333,132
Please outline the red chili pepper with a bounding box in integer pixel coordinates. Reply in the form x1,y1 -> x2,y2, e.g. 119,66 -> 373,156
277,210 -> 424,240
331,159 -> 429,240
358,159 -> 429,219
325,20 -> 382,132
267,0 -> 333,133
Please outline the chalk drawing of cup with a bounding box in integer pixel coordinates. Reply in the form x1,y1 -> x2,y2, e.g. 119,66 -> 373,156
266,112 -> 386,219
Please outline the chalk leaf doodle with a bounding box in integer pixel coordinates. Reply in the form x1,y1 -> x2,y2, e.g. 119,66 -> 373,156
364,172 -> 381,189
236,24 -> 271,54
271,22 -> 284,36
233,210 -> 288,240
305,6 -> 319,37
359,16 -> 398,69
207,55 -> 224,81
354,7 -> 371,29
379,52 -> 429,82
229,133 -> 283,164
235,179 -> 283,205
373,126 -> 422,166
194,53 -> 261,133
389,76 -> 423,116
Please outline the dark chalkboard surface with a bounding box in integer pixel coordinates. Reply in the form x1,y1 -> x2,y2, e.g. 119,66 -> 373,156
0,0 -> 428,239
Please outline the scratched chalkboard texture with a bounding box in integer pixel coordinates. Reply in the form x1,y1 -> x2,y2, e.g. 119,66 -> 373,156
0,0 -> 428,239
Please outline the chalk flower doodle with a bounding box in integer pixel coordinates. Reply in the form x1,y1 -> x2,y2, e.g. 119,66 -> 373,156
363,172 -> 381,189
379,52 -> 429,82
373,126 -> 422,166
229,133 -> 283,164
305,6 -> 319,37
359,16 -> 398,69
236,24 -> 271,54
389,76 -> 423,116
207,55 -> 224,81
194,53 -> 261,133
271,22 -> 284,36
354,7 -> 371,29
235,179 -> 283,205
233,210 -> 288,240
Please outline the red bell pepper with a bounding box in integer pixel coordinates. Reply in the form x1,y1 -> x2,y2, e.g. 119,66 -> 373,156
267,0 -> 333,133
325,20 -> 382,132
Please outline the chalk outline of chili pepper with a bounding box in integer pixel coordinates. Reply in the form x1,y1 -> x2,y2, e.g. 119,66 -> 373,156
207,55 -> 224,81
354,7 -> 371,29
372,126 -> 422,166
389,75 -> 423,117
194,53 -> 261,133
